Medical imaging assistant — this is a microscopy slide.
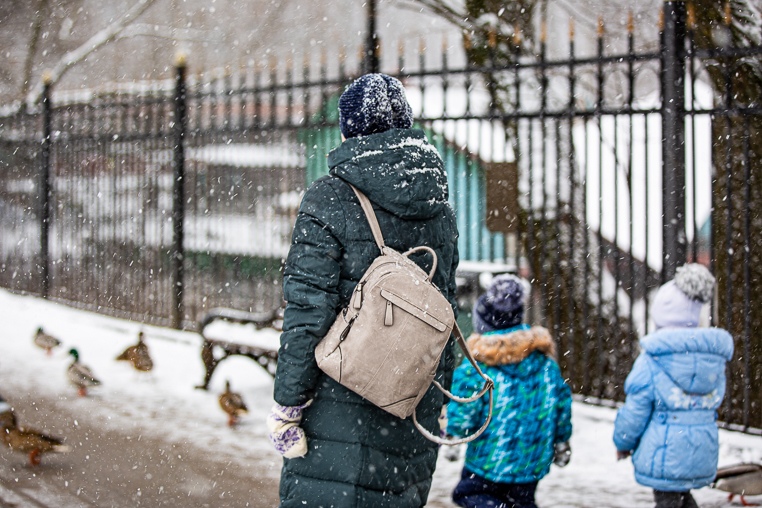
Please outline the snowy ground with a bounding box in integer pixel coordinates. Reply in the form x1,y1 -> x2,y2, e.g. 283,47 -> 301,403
1,287 -> 760,507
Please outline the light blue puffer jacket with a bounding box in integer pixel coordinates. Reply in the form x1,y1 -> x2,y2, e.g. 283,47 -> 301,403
613,327 -> 734,491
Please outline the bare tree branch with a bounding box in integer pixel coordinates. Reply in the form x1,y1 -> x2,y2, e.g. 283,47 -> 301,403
20,0 -> 48,99
397,0 -> 470,31
25,0 -> 158,108
116,23 -> 221,44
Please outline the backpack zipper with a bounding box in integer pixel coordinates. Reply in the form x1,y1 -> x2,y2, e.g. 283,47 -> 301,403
352,282 -> 364,309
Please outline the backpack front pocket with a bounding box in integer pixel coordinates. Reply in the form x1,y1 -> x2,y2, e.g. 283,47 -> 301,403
379,289 -> 448,331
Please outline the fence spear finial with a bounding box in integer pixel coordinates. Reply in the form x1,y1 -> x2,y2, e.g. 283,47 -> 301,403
174,52 -> 187,69
597,16 -> 605,38
268,55 -> 277,78
627,11 -> 634,34
513,25 -> 522,46
723,2 -> 732,25
42,70 -> 52,86
488,28 -> 497,48
686,3 -> 696,30
569,18 -> 575,40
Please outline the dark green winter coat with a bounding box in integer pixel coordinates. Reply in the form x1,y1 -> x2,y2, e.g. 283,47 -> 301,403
273,128 -> 460,508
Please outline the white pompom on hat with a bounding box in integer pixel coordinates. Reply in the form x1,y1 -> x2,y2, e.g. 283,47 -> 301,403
673,263 -> 715,304
651,263 -> 715,329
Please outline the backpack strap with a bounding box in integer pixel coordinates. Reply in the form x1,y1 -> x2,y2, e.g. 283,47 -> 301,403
348,183 -> 493,445
413,322 -> 495,445
349,184 -> 438,279
349,184 -> 386,251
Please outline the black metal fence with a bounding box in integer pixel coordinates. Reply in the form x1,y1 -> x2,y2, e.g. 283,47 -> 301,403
0,3 -> 760,432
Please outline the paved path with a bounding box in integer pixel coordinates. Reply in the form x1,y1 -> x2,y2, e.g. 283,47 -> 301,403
0,387 -> 279,508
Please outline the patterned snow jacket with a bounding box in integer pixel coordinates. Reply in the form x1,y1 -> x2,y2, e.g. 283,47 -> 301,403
447,325 -> 573,484
613,327 -> 734,491
273,128 -> 460,508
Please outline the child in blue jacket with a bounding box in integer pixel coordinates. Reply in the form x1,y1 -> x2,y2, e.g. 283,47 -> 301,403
613,263 -> 734,508
447,274 -> 572,508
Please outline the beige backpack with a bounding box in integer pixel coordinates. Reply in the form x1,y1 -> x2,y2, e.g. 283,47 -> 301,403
314,184 -> 493,445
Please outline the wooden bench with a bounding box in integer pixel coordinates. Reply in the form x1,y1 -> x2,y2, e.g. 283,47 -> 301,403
195,307 -> 282,390
194,265 -> 512,390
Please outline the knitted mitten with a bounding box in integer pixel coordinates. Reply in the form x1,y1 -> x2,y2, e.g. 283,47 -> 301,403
442,443 -> 464,462
553,441 -> 572,467
438,405 -> 448,438
267,400 -> 312,458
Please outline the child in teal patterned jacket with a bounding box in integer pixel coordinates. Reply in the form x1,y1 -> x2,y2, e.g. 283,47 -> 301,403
447,275 -> 572,508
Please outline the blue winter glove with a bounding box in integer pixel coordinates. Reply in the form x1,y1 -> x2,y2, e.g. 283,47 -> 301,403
267,400 -> 311,458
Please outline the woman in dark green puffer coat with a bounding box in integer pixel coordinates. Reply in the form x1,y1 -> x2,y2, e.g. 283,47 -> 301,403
268,74 -> 460,507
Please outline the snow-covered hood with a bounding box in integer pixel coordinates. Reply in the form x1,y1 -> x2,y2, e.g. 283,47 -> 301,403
641,327 -> 734,395
327,128 -> 449,220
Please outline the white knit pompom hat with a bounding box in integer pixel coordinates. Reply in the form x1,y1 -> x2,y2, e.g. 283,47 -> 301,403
651,263 -> 715,329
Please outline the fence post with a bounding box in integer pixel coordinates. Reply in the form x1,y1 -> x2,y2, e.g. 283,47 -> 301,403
364,0 -> 379,74
171,55 -> 187,329
39,74 -> 52,299
661,0 -> 687,281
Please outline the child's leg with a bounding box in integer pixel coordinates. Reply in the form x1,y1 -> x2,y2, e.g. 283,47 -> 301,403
453,470 -> 533,508
504,481 -> 539,508
680,491 -> 698,508
653,490 -> 695,508
452,470 -> 505,508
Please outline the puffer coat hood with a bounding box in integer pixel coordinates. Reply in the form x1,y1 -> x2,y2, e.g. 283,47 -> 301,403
447,326 -> 572,484
641,328 -> 733,395
467,326 -> 556,368
613,327 -> 734,491
328,128 -> 449,220
274,128 -> 459,507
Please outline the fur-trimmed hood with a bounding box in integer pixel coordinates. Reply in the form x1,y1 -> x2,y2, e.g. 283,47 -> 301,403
467,326 -> 556,367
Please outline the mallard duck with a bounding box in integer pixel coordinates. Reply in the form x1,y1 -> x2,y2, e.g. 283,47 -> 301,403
713,462 -> 762,506
0,396 -> 70,466
0,396 -> 13,431
218,380 -> 248,427
33,327 -> 61,356
67,348 -> 101,397
115,331 -> 153,372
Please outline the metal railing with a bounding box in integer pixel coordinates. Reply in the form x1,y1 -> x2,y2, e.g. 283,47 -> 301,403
0,2 -> 759,432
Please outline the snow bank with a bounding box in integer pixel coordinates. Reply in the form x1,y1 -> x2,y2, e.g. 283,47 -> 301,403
0,288 -> 758,507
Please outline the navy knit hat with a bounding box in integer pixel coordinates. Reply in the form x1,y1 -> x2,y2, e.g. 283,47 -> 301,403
472,274 -> 528,334
338,73 -> 413,139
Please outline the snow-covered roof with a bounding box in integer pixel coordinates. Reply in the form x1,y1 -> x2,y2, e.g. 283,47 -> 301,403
405,86 -> 516,164
188,143 -> 303,168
